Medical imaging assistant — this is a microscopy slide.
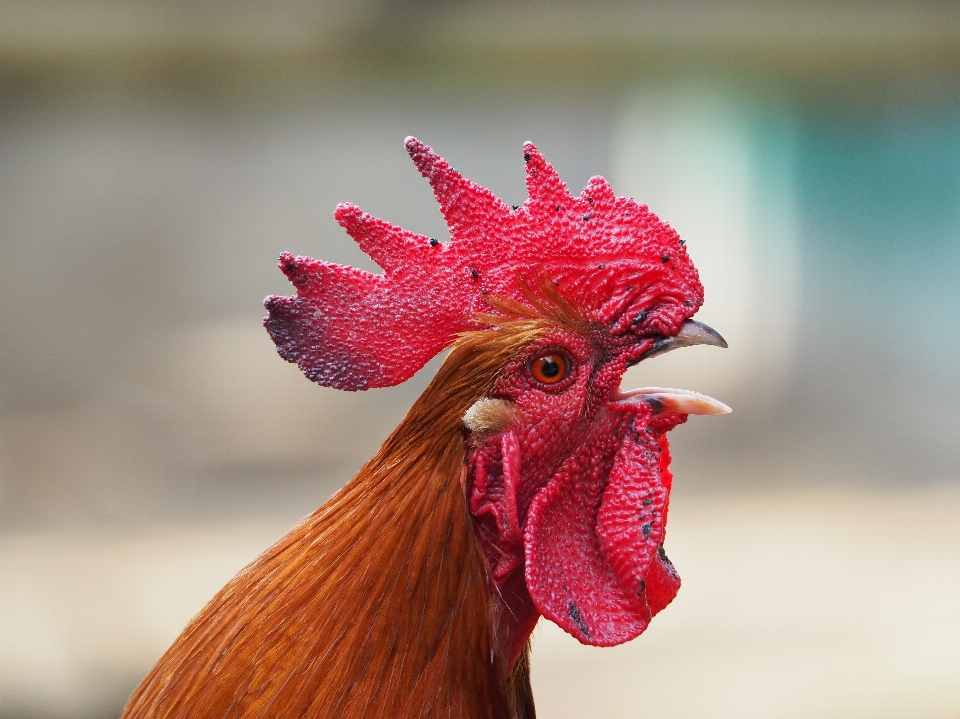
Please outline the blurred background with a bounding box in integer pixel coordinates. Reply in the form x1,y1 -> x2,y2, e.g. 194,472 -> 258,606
1,1 -> 959,717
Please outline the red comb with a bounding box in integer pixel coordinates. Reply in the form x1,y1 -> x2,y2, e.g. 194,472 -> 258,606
264,137 -> 703,390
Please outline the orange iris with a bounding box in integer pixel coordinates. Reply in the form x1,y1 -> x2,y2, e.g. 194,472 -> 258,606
530,353 -> 568,385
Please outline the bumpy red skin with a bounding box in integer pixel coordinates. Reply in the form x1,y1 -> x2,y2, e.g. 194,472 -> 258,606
264,138 -> 702,391
264,138 -> 703,658
468,330 -> 685,663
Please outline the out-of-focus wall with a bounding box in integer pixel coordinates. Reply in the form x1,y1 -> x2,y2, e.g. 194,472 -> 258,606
1,2 -> 958,718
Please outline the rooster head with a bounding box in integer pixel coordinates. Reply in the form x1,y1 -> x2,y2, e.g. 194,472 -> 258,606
264,138 -> 729,657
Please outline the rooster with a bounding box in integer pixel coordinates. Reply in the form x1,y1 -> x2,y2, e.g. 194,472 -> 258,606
122,138 -> 729,719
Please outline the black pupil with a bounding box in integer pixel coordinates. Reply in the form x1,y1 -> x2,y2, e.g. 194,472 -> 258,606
539,357 -> 561,379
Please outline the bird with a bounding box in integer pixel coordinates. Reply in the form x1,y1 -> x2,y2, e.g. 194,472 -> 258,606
121,137 -> 730,719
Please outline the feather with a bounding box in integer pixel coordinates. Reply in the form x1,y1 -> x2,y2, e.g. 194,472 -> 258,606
122,320 -> 555,719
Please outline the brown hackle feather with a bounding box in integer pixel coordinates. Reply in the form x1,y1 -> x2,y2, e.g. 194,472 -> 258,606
121,313 -> 573,719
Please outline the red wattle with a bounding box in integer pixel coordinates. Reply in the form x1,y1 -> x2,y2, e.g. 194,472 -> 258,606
595,427 -> 670,613
522,411 -> 681,646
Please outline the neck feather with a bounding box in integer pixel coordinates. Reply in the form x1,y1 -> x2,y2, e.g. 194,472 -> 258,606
123,324 -> 547,719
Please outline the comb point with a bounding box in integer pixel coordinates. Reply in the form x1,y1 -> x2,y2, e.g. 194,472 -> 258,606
523,142 -> 572,208
405,136 -> 448,179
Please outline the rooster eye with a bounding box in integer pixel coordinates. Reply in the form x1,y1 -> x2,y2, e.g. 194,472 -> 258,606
529,353 -> 569,385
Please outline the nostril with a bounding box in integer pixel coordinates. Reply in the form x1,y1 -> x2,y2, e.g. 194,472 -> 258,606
626,338 -> 663,367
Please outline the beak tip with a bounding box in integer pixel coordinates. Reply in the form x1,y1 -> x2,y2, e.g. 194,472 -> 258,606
691,320 -> 728,349
634,319 -> 728,363
695,398 -> 733,416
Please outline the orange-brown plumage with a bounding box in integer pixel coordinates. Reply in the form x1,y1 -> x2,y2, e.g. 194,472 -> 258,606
123,321 -> 552,719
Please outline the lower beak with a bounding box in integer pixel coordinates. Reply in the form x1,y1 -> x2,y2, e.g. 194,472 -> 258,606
612,386 -> 731,415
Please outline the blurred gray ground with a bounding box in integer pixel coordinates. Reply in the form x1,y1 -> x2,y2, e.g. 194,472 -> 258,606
1,2 -> 959,718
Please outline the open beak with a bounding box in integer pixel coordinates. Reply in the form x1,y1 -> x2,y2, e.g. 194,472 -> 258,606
618,319 -> 731,415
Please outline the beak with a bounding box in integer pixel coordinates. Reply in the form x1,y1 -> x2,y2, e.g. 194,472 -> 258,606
617,319 -> 731,415
612,386 -> 731,415
631,319 -> 728,364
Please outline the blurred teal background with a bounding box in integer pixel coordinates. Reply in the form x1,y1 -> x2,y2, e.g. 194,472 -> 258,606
1,2 -> 958,718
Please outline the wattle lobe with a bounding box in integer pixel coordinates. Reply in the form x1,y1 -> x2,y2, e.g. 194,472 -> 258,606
523,416 -> 679,646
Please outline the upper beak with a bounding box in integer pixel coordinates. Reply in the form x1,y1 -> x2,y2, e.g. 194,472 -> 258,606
630,319 -> 728,365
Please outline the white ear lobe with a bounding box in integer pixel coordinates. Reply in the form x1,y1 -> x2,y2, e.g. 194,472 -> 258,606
462,398 -> 517,435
